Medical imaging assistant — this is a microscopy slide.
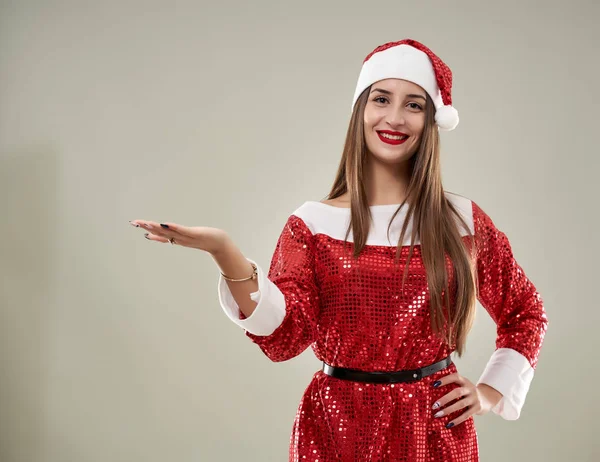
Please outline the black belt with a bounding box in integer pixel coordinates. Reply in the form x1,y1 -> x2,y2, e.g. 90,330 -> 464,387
322,355 -> 453,384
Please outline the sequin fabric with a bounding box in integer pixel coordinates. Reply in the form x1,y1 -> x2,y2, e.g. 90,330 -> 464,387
471,201 -> 548,370
238,199 -> 547,461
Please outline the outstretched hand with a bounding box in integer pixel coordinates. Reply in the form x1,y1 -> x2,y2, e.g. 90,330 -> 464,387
431,373 -> 503,428
129,220 -> 230,255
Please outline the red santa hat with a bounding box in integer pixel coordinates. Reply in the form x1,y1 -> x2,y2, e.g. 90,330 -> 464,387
352,38 -> 459,131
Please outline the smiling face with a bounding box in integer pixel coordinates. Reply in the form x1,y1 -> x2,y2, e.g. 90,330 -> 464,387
363,78 -> 428,165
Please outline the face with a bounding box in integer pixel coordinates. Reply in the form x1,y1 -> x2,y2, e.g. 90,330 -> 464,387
363,78 -> 427,165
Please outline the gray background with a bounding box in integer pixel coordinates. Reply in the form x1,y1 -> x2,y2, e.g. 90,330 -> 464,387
1,0 -> 598,460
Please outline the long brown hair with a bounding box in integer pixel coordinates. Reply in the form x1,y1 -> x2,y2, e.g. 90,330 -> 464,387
324,85 -> 478,357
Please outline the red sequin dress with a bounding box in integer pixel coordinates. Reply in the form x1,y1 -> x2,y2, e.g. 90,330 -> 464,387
218,191 -> 548,461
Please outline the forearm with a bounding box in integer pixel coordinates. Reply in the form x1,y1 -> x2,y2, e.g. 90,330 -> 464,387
211,237 -> 259,318
476,383 -> 503,414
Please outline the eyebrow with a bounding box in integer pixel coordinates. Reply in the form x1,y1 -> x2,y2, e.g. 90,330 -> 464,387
370,88 -> 427,102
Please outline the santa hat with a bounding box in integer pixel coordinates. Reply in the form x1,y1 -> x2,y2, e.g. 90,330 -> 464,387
352,39 -> 459,131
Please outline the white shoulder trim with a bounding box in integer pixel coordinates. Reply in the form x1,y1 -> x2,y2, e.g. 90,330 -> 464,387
291,191 -> 473,247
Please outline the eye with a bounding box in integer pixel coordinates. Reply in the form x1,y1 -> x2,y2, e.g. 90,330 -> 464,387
372,97 -> 423,110
373,96 -> 388,104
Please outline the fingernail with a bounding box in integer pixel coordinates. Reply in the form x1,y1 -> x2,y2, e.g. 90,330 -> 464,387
160,224 -> 169,229
432,402 -> 440,410
144,233 -> 150,239
434,411 -> 444,418
445,422 -> 454,429
129,221 -> 140,227
432,381 -> 441,388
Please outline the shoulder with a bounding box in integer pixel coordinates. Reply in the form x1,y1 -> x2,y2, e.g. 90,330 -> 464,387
441,191 -> 476,235
319,196 -> 350,207
284,191 -> 478,241
452,193 -> 502,235
444,190 -> 474,215
288,200 -> 343,236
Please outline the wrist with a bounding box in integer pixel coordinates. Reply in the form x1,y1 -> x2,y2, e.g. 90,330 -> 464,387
476,383 -> 503,411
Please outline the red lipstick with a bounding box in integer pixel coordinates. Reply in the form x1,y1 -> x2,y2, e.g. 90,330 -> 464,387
376,130 -> 409,145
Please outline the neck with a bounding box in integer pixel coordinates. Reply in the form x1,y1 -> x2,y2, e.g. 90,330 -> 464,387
364,156 -> 411,205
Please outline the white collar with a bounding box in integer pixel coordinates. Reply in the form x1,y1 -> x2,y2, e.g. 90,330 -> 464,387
292,191 -> 474,246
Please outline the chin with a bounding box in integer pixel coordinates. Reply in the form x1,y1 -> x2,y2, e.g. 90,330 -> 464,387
369,150 -> 414,165
366,140 -> 416,164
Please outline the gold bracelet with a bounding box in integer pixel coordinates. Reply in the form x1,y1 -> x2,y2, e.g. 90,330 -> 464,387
221,262 -> 257,282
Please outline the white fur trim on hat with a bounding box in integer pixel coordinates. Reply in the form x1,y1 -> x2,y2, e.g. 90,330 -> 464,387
352,43 -> 459,131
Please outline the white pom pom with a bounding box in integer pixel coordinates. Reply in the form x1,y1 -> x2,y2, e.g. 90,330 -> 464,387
435,105 -> 459,131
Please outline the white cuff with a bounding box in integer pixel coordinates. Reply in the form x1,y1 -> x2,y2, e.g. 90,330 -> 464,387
476,347 -> 534,420
217,258 -> 286,336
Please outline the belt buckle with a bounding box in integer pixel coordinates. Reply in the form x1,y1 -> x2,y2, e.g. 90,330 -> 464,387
410,368 -> 422,381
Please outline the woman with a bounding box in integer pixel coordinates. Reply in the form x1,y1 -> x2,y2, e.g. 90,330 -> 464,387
130,38 -> 549,461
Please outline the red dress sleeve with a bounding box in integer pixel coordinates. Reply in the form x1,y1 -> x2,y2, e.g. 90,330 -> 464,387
473,200 -> 549,366
218,214 -> 321,362
472,200 -> 549,419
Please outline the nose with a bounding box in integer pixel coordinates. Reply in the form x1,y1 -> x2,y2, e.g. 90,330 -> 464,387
386,108 -> 406,127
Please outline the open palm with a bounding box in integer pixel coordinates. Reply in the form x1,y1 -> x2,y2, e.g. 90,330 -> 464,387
129,219 -> 228,254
